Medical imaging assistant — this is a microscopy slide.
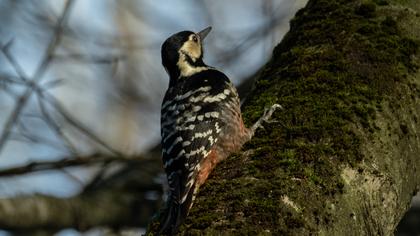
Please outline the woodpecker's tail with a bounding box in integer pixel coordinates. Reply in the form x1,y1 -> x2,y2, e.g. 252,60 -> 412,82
158,175 -> 196,235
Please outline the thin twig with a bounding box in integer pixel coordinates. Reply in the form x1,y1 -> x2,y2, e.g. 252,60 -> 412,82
37,95 -> 78,154
0,5 -> 121,156
12,114 -> 71,152
53,53 -> 126,64
0,0 -> 75,155
0,154 -> 144,177
41,91 -> 123,156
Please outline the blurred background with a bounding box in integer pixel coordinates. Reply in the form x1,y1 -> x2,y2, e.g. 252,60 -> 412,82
0,0 -> 307,235
0,0 -> 417,235
0,0 -> 306,197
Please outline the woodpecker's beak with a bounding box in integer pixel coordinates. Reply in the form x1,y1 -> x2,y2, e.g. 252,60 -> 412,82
198,26 -> 212,40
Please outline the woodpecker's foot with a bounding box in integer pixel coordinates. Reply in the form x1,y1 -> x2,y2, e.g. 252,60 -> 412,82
250,104 -> 283,135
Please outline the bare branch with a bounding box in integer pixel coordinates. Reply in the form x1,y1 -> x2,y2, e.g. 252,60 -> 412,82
1,21 -> 122,157
0,154 -> 147,177
52,53 -> 126,64
0,0 -> 76,155
40,92 -> 123,156
0,151 -> 163,232
37,95 -> 78,154
0,179 -> 162,232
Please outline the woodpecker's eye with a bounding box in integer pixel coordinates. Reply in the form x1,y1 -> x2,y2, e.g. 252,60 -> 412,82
191,35 -> 198,42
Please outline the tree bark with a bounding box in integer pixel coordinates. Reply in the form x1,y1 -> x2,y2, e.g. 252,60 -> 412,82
1,0 -> 420,235
177,0 -> 420,235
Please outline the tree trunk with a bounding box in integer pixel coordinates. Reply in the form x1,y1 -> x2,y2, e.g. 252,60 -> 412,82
177,0 -> 420,235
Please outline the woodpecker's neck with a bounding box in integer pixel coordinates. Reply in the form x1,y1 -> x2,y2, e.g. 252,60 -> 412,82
175,52 -> 209,78
166,52 -> 209,86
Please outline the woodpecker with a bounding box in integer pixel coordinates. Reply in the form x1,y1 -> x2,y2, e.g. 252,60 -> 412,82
159,26 -> 281,234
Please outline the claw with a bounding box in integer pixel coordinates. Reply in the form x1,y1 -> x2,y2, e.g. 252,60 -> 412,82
262,104 -> 283,122
249,103 -> 283,137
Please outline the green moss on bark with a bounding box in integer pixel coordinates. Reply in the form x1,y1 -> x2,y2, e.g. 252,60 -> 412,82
178,0 -> 419,235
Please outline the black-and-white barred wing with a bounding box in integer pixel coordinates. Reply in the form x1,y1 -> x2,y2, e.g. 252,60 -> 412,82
160,69 -> 234,204
161,93 -> 221,201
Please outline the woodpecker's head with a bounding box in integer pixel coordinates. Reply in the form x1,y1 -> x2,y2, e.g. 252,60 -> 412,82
161,26 -> 212,80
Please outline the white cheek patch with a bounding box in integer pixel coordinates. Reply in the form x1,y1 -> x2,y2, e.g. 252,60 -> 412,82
181,40 -> 201,61
176,37 -> 209,78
